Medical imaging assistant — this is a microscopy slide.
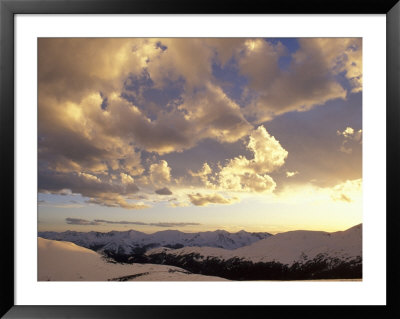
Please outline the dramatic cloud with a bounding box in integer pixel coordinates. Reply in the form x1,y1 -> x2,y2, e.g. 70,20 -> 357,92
240,38 -> 362,121
205,38 -> 247,66
39,38 -> 160,103
78,172 -> 101,183
149,160 -> 172,186
155,187 -> 173,195
146,38 -> 214,90
217,126 -> 287,192
120,173 -> 135,184
177,84 -> 252,144
38,170 -> 143,209
189,163 -> 212,177
180,125 -> 287,195
238,39 -> 283,91
188,163 -> 214,188
38,38 -> 362,211
331,179 -> 362,202
188,193 -> 239,206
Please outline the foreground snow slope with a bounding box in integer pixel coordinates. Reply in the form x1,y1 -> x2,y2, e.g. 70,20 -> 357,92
146,224 -> 362,266
38,237 -> 227,281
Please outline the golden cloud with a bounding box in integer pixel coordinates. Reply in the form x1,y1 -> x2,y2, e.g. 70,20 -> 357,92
149,160 -> 172,186
188,193 -> 239,206
87,193 -> 150,210
240,38 -> 361,121
286,171 -> 299,178
331,179 -> 362,202
217,126 -> 287,192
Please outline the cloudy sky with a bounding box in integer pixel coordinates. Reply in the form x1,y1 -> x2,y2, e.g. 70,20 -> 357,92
38,38 -> 362,234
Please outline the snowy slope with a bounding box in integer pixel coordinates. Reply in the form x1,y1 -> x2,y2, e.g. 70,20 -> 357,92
146,224 -> 362,266
38,229 -> 272,254
38,237 -> 227,281
235,223 -> 362,264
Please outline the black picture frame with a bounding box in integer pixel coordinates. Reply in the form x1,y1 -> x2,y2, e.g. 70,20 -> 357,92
1,0 -> 399,318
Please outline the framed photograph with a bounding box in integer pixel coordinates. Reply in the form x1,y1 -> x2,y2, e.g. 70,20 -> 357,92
1,0 -> 398,318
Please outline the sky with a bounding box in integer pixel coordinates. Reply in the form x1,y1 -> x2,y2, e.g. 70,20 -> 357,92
38,38 -> 362,234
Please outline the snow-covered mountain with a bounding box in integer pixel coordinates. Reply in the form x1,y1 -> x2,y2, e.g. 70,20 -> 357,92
38,237 -> 227,281
38,225 -> 362,280
38,229 -> 272,256
147,224 -> 362,266
142,224 -> 362,280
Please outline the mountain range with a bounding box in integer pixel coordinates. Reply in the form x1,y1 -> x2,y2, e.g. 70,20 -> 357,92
142,224 -> 362,280
38,224 -> 362,280
146,224 -> 362,265
38,229 -> 272,255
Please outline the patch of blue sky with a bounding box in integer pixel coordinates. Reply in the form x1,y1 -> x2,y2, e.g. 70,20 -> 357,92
211,58 -> 249,107
266,38 -> 300,71
265,92 -> 362,145
155,41 -> 167,51
99,91 -> 108,110
142,79 -> 184,111
121,70 -> 185,120
264,92 -> 362,187
334,70 -> 359,93
266,38 -> 300,53
124,70 -> 154,93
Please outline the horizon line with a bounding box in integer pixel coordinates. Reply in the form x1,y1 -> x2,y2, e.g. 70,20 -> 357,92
38,223 -> 362,236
